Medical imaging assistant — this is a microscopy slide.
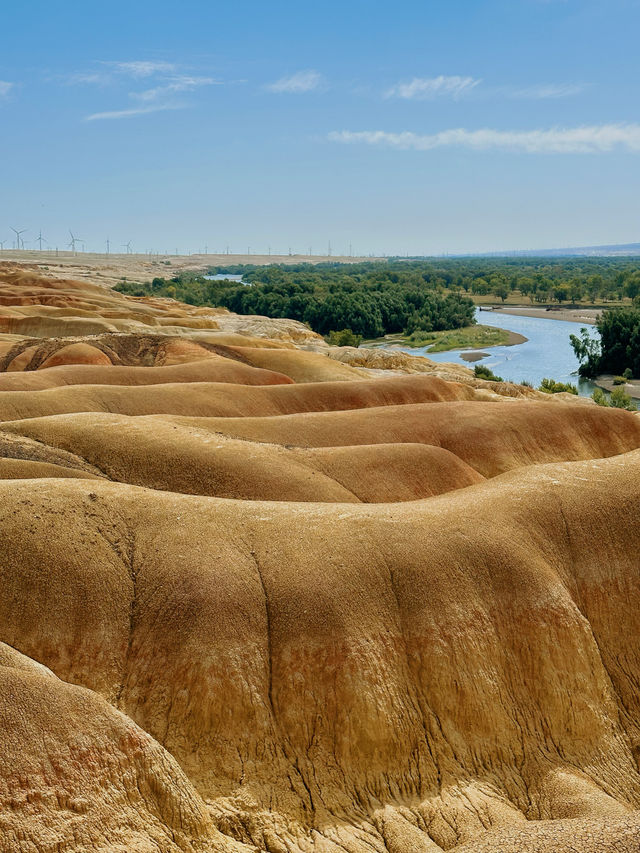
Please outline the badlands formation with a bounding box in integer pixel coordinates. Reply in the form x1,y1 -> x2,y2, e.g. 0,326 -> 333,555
1,262 -> 640,853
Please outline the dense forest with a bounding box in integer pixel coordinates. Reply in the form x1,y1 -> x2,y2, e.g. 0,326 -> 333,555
116,262 -> 477,338
115,257 -> 640,340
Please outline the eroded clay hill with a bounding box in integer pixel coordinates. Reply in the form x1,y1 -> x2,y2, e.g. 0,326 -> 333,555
1,263 -> 640,853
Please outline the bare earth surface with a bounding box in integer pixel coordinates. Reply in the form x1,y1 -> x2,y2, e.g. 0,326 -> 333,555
488,305 -> 602,324
0,249 -> 375,288
1,262 -> 640,852
595,374 -> 640,400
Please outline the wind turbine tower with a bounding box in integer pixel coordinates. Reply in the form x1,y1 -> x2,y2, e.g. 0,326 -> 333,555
36,231 -> 46,251
11,227 -> 27,250
68,231 -> 82,254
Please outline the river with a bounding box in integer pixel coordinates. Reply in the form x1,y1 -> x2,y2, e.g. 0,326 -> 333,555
393,308 -> 597,397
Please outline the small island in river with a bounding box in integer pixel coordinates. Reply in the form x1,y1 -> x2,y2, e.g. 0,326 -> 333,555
365,323 -> 528,353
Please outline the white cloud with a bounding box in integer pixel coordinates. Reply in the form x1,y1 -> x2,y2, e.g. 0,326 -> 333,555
82,66 -> 217,121
0,81 -> 14,98
85,103 -> 182,121
111,60 -> 176,78
509,83 -> 585,99
66,61 -> 177,87
328,124 -> 640,154
66,72 -> 110,85
385,76 -> 481,100
266,70 -> 323,93
132,75 -> 216,102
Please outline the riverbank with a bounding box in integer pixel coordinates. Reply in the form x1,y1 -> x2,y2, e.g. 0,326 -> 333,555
384,308 -> 596,396
365,324 -> 527,353
481,305 -> 601,325
594,375 -> 640,400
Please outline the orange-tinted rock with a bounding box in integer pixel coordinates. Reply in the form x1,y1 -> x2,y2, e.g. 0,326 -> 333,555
39,342 -> 114,369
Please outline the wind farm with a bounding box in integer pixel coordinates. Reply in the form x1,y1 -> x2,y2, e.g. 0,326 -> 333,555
0,246 -> 373,288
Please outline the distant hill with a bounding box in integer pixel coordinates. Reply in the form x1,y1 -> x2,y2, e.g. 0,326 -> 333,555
471,242 -> 640,258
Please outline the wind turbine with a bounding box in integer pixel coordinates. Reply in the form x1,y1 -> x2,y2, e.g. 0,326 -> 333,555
106,238 -> 111,255
11,227 -> 26,250
68,230 -> 82,254
36,231 -> 46,251
122,241 -> 132,254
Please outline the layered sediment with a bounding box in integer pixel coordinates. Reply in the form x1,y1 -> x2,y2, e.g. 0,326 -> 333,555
0,263 -> 639,852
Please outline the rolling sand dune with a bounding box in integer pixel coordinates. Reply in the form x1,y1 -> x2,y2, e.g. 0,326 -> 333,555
1,264 -> 640,852
0,355 -> 296,390
157,401 -> 640,477
0,374 -> 481,422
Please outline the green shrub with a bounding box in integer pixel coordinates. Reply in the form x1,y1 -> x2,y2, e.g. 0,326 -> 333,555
520,379 -> 533,387
613,375 -> 627,385
592,388 -> 609,407
326,329 -> 362,347
623,367 -> 633,380
610,386 -> 637,410
592,386 -> 637,410
474,364 -> 503,382
538,377 -> 578,395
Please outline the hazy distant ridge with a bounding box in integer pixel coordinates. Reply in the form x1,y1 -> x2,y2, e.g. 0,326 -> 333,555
470,242 -> 640,258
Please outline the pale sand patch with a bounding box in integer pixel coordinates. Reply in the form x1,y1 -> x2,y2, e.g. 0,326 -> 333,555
489,305 -> 601,324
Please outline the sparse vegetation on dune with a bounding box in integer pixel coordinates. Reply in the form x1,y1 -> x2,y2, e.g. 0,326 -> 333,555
539,377 -> 579,395
474,363 -> 504,382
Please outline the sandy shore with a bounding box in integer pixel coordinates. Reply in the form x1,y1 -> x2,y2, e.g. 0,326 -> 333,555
482,306 -> 601,325
595,375 -> 640,400
460,351 -> 490,362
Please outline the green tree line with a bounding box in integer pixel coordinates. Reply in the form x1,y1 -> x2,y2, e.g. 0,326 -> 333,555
116,262 -> 477,338
115,257 -> 640,339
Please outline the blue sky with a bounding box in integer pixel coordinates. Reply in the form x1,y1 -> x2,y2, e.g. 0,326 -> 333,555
2,0 -> 640,255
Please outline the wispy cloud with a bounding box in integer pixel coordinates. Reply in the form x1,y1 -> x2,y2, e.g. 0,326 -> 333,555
385,76 -> 481,100
0,81 -> 14,98
508,83 -> 585,99
85,103 -> 181,121
66,62 -> 177,87
266,70 -> 324,93
132,75 -> 217,102
110,60 -> 176,78
328,124 -> 640,154
78,61 -> 218,121
66,72 -> 110,86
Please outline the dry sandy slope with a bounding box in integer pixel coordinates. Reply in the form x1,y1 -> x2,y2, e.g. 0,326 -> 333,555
0,249 -> 374,288
0,265 -> 640,852
2,460 -> 640,852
